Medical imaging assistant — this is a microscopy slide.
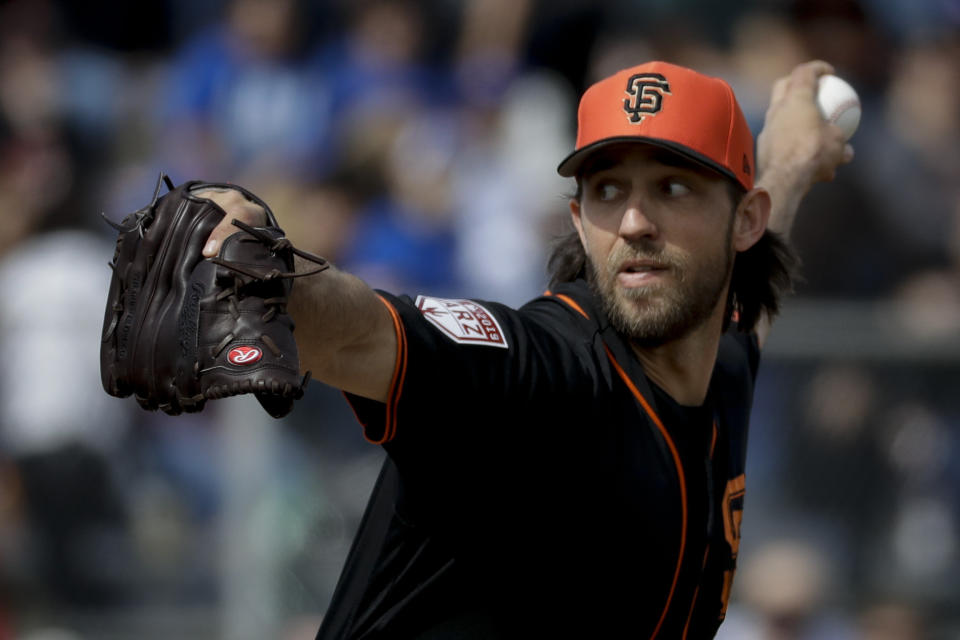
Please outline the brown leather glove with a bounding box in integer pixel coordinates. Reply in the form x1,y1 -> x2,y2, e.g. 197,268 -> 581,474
100,174 -> 327,418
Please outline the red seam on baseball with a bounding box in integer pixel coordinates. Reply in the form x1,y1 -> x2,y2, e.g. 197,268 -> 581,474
828,99 -> 859,123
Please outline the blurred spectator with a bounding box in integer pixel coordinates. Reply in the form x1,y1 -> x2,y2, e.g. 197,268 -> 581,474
760,0 -> 917,298
159,0 -> 335,179
873,399 -> 960,604
0,222 -> 135,608
453,0 -> 530,109
782,365 -> 895,585
858,601 -> 926,640
718,539 -> 856,640
0,2 -> 61,141
0,0 -> 136,618
891,269 -> 960,342
248,178 -> 361,264
726,12 -> 807,123
858,37 -> 960,277
318,0 -> 454,164
790,0 -> 892,93
884,84 -> 960,341
448,0 -> 574,304
338,111 -> 460,294
451,70 -> 574,304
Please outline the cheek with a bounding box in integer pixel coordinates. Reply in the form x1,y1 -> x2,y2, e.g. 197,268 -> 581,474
677,214 -> 732,253
580,199 -> 627,234
579,215 -> 618,260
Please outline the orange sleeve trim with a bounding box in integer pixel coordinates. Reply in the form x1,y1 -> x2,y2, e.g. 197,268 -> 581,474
364,294 -> 408,445
543,290 -> 590,319
603,344 -> 686,640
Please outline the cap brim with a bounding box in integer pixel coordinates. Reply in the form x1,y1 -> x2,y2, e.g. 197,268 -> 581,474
556,136 -> 742,188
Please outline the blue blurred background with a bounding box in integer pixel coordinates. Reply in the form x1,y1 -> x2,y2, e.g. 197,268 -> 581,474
0,0 -> 958,638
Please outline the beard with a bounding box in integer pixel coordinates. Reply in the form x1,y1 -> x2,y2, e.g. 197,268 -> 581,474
587,235 -> 734,346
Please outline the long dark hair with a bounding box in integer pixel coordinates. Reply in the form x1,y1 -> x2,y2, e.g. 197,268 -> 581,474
547,183 -> 799,334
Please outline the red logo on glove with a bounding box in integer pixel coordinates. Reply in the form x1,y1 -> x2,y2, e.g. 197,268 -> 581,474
228,346 -> 262,365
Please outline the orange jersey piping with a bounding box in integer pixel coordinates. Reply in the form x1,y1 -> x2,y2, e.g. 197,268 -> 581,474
603,344 -> 687,639
681,545 -> 712,639
709,421 -> 718,459
363,294 -> 408,445
543,290 -> 590,319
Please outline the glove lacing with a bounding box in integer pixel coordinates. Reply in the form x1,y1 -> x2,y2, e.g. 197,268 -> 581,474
101,173 -> 174,236
207,219 -> 329,361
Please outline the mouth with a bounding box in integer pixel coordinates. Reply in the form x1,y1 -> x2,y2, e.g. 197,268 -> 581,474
616,261 -> 668,287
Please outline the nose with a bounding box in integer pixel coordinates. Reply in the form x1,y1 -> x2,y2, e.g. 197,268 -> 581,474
618,201 -> 658,241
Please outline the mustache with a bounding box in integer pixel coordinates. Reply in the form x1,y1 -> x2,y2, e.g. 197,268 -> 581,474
604,244 -> 685,275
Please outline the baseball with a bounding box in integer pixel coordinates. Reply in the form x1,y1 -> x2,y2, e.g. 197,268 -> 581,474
816,74 -> 861,140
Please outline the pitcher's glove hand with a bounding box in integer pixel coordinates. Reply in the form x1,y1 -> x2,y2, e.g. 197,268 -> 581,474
100,174 -> 328,418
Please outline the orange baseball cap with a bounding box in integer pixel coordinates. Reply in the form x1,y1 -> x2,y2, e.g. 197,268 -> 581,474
557,61 -> 755,191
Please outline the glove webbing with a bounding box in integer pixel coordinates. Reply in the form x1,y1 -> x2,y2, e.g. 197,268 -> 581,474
208,219 -> 330,281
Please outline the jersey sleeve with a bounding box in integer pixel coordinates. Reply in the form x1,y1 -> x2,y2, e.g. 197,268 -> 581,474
344,291 -> 602,452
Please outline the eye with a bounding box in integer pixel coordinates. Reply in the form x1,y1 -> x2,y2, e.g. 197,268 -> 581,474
597,183 -> 623,201
661,179 -> 691,197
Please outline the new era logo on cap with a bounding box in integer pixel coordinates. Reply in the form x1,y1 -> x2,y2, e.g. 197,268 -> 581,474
557,61 -> 755,192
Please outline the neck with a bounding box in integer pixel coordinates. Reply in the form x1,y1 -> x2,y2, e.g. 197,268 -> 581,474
630,310 -> 725,407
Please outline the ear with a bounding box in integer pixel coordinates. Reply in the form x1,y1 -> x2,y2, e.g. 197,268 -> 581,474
569,197 -> 587,248
732,187 -> 771,252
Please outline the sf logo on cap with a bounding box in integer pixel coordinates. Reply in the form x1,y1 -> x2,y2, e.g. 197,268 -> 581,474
623,73 -> 671,123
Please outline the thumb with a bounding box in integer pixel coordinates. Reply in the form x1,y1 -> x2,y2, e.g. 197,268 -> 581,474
194,188 -> 268,257
202,218 -> 239,257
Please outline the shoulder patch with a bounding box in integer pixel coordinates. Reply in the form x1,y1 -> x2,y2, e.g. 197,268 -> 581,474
415,296 -> 508,348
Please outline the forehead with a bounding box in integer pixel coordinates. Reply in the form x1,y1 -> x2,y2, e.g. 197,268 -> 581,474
578,143 -> 723,181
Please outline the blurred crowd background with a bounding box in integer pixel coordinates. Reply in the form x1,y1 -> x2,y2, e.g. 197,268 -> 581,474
0,0 -> 958,638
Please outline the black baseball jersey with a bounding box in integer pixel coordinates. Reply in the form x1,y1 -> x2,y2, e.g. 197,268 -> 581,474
317,279 -> 757,639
